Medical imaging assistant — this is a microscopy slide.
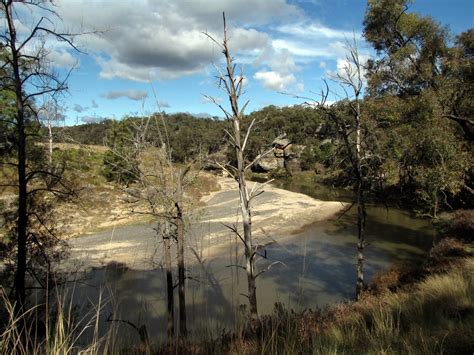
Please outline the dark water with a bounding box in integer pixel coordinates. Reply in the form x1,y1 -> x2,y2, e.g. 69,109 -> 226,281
70,180 -> 436,344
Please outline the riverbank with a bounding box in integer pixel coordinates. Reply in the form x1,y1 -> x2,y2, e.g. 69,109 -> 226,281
68,175 -> 347,269
143,238 -> 474,354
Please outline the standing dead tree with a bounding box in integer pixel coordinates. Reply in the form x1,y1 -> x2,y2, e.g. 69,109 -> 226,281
301,39 -> 372,300
38,94 -> 65,172
0,0 -> 81,312
106,113 -> 193,339
326,42 -> 369,299
203,13 -> 274,319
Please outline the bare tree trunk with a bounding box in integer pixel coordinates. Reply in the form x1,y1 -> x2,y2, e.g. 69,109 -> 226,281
176,214 -> 187,337
47,116 -> 53,172
163,233 -> 174,340
320,40 -> 367,300
176,169 -> 187,337
204,13 -> 259,319
5,2 -> 27,311
236,143 -> 258,317
224,14 -> 258,319
354,97 -> 366,300
15,106 -> 27,312
356,180 -> 366,299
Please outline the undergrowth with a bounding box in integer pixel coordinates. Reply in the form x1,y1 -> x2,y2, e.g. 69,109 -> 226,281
1,233 -> 472,354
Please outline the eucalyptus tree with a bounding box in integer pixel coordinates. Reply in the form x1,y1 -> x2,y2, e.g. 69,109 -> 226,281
0,0 -> 81,311
363,0 -> 473,215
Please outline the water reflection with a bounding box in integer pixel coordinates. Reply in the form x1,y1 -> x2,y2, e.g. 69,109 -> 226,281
71,181 -> 436,344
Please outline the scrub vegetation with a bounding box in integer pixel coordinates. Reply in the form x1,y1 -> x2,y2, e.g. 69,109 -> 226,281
0,0 -> 472,353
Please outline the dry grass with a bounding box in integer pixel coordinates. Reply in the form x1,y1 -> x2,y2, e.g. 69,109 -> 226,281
184,246 -> 474,355
0,287 -> 117,354
1,243 -> 472,353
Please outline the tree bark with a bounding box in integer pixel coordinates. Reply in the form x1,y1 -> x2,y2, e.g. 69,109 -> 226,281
356,180 -> 366,299
47,116 -> 53,172
176,171 -> 187,337
224,14 -> 258,318
238,160 -> 258,317
5,1 -> 27,312
205,13 -> 259,318
235,137 -> 258,318
354,85 -> 366,300
163,233 -> 174,340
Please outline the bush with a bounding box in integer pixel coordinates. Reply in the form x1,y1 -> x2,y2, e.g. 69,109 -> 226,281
102,150 -> 137,185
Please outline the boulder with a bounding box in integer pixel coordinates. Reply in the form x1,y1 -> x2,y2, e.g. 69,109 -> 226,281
253,156 -> 284,173
203,161 -> 223,171
272,134 -> 291,149
274,147 -> 285,158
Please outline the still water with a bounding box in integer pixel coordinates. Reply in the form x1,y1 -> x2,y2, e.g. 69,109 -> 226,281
70,180 -> 436,344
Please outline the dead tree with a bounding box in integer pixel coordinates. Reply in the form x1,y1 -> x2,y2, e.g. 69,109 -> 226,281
174,166 -> 188,337
38,95 -> 64,172
154,221 -> 175,340
296,39 -> 370,300
107,114 -> 192,339
1,0 -> 81,312
321,41 -> 368,299
204,13 -> 274,319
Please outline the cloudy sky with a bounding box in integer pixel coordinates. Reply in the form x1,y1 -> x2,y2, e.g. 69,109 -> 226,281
8,0 -> 474,124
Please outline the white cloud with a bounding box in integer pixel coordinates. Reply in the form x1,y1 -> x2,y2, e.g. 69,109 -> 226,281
277,22 -> 361,40
53,0 -> 299,81
9,0 -> 373,97
327,53 -> 371,87
254,71 -> 296,91
155,100 -> 171,109
47,49 -> 79,69
272,39 -> 333,58
102,90 -> 148,101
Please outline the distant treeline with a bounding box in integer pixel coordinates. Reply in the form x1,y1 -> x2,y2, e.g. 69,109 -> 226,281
49,98 -> 473,215
52,106 -> 328,158
53,119 -> 114,145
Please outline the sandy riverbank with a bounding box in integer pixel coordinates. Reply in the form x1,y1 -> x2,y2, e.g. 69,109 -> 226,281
205,176 -> 346,238
68,175 -> 347,269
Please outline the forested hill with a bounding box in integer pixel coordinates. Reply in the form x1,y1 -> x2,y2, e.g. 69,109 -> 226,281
49,18 -> 474,217
52,105 -> 328,162
55,119 -> 114,145
54,106 -> 326,147
52,95 -> 473,216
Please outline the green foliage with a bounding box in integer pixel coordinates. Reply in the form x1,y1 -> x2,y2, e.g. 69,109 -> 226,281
363,0 -> 473,214
102,119 -> 138,185
0,48 -> 18,158
364,0 -> 449,96
0,89 -> 17,157
242,105 -> 326,160
300,145 -> 318,171
54,119 -> 113,145
154,113 -> 225,163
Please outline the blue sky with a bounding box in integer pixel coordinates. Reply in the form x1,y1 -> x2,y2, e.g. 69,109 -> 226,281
8,0 -> 474,125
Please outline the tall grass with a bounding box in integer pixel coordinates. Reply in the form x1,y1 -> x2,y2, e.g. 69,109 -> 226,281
0,287 -> 117,354
1,257 -> 471,354
208,257 -> 473,354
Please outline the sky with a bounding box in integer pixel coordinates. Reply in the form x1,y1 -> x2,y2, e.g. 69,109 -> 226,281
6,0 -> 474,125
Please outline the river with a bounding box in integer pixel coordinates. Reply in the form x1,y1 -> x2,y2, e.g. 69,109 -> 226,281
68,179 -> 436,344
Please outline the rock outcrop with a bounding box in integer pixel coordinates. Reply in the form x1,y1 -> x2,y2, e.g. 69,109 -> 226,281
253,134 -> 304,173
